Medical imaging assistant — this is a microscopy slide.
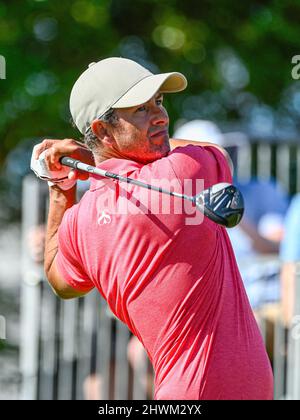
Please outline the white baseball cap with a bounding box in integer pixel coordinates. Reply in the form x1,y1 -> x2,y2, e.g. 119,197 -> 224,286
70,57 -> 187,134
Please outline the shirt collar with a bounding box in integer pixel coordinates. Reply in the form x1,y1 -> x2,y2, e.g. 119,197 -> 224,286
89,158 -> 143,191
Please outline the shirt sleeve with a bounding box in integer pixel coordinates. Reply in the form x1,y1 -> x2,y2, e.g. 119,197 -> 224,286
167,144 -> 233,188
280,194 -> 300,262
56,206 -> 94,292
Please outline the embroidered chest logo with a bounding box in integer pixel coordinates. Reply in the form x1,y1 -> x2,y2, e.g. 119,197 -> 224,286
97,210 -> 112,225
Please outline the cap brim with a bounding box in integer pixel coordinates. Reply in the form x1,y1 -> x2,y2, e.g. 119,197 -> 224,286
112,72 -> 187,109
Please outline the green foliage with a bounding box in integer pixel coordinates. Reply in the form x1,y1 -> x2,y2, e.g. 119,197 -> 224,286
1,0 -> 300,217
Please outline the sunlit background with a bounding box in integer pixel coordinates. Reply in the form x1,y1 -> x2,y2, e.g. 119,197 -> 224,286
1,0 -> 300,219
1,0 -> 300,400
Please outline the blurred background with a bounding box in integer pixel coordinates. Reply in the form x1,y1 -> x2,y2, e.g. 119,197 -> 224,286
1,0 -> 300,400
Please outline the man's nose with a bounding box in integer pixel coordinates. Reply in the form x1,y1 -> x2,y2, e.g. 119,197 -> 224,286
151,107 -> 169,126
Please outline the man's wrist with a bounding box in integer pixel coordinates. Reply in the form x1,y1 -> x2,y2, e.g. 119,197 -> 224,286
49,183 -> 77,206
48,177 -> 77,191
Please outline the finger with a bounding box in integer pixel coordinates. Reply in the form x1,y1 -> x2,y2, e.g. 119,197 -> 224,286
34,140 -> 56,159
68,169 -> 78,181
68,169 -> 89,181
49,146 -> 64,170
45,147 -> 57,171
48,140 -> 82,169
34,139 -> 71,162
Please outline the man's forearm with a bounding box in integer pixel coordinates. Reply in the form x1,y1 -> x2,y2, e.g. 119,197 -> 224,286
44,185 -> 77,276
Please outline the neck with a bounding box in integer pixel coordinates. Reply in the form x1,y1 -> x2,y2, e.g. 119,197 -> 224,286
94,148 -> 132,166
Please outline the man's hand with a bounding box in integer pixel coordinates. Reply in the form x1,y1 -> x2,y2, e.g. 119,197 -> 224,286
32,138 -> 95,186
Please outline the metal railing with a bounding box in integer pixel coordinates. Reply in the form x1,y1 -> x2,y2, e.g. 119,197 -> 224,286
235,141 -> 300,195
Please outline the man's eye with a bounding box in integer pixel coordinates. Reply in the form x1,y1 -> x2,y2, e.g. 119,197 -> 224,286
156,99 -> 163,105
136,105 -> 146,112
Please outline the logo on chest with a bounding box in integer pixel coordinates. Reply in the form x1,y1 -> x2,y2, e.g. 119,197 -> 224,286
97,210 -> 112,225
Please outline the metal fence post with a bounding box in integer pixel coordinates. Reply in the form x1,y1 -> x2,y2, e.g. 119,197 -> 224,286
292,262 -> 300,399
273,318 -> 286,399
19,175 -> 47,399
286,262 -> 300,399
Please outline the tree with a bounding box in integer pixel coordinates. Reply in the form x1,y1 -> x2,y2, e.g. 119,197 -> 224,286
1,0 -> 300,220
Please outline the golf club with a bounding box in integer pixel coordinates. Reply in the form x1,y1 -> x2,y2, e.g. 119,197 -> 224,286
60,156 -> 244,227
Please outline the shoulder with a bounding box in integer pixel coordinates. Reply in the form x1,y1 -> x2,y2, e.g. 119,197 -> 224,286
169,139 -> 233,176
168,142 -> 233,177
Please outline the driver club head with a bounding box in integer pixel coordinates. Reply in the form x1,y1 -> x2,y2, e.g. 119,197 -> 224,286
194,182 -> 244,228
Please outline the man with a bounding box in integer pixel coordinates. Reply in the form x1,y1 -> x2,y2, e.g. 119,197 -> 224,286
31,57 -> 273,399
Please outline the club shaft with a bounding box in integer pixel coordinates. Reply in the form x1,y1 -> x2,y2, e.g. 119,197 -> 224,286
60,156 -> 194,202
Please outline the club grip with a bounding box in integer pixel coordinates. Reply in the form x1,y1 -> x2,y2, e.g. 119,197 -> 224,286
60,156 -> 80,169
59,156 -> 101,176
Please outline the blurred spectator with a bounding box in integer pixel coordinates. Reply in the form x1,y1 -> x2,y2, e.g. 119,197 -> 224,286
236,178 -> 288,243
127,334 -> 153,399
280,194 -> 300,326
83,372 -> 102,400
27,224 -> 46,264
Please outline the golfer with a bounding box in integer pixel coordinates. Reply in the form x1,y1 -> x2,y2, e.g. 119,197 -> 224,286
31,57 -> 273,400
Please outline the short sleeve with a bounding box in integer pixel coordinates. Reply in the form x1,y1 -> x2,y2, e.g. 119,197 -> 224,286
280,194 -> 300,262
56,206 -> 94,292
167,145 -> 232,188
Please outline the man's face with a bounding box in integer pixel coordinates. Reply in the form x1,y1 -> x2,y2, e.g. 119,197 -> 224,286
108,92 -> 170,164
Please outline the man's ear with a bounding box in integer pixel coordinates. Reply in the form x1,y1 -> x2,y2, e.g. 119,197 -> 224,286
91,119 -> 106,139
91,119 -> 114,147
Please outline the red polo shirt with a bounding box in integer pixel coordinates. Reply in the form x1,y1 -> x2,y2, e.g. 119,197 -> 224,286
56,145 -> 273,399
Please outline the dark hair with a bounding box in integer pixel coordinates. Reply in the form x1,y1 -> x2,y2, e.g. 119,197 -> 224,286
71,108 -> 119,153
99,108 -> 118,125
83,127 -> 101,153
